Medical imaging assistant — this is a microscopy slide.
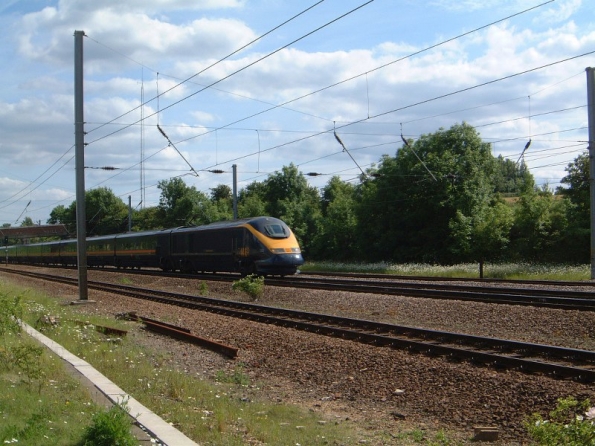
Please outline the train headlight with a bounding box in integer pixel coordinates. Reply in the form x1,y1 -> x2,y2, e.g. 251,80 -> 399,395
271,248 -> 286,254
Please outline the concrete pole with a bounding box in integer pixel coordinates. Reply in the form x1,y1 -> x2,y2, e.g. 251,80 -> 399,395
232,164 -> 238,220
74,30 -> 88,300
128,196 -> 132,232
587,68 -> 595,279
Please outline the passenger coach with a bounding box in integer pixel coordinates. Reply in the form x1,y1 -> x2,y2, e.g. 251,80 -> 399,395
5,216 -> 303,276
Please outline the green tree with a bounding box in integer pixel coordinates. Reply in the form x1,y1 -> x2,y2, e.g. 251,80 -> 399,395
156,177 -> 217,227
356,123 -> 498,263
311,176 -> 358,259
85,188 -> 128,235
555,151 -> 590,262
157,177 -> 198,227
46,188 -> 127,236
237,181 -> 268,218
237,193 -> 267,218
210,184 -> 232,202
131,206 -> 161,231
449,198 -> 514,275
509,185 -> 570,262
493,156 -> 533,195
208,184 -> 234,221
47,205 -> 71,229
20,217 -> 35,227
559,151 -> 589,209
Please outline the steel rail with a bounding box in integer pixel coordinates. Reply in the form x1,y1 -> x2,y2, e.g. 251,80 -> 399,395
6,264 -> 595,310
3,267 -> 595,382
267,276 -> 595,311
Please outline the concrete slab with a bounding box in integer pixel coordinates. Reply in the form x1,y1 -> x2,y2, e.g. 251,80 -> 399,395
21,321 -> 199,446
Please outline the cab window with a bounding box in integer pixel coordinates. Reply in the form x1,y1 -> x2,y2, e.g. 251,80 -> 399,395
263,224 -> 288,238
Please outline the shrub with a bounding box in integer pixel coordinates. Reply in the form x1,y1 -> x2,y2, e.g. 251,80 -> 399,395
0,292 -> 22,337
81,401 -> 137,446
232,274 -> 265,300
526,397 -> 595,445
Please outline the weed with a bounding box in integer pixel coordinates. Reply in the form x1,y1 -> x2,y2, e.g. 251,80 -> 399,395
0,292 -> 22,336
215,364 -> 250,385
119,277 -> 134,285
232,274 -> 265,300
80,401 -> 137,446
0,291 -> 45,388
525,397 -> 595,445
199,280 -> 209,295
11,343 -> 45,386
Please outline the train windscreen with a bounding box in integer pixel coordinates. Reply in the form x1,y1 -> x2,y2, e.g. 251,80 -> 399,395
248,218 -> 292,239
263,223 -> 288,238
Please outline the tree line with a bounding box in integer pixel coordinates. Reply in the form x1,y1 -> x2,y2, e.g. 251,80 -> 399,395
9,122 -> 589,265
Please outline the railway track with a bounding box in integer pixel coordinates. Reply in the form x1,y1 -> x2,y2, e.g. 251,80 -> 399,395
7,264 -> 595,310
3,267 -> 595,382
270,275 -> 595,311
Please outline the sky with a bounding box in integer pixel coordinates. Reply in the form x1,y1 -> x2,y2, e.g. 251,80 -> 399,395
0,0 -> 594,227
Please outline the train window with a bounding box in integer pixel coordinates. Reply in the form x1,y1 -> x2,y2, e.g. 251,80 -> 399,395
263,224 -> 288,238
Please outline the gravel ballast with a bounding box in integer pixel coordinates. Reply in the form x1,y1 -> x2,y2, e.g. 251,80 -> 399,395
3,266 -> 595,445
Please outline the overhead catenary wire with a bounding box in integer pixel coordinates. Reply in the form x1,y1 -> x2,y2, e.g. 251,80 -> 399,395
85,0 -> 373,146
60,1 -> 378,207
333,127 -> 368,179
14,200 -> 31,225
0,145 -> 74,208
400,128 -> 437,182
168,0 -> 556,149
84,0 -> 328,136
195,50 -> 594,177
22,52 -> 590,222
156,125 -> 200,177
70,0 -> 561,201
7,1 -> 584,221
516,139 -> 532,165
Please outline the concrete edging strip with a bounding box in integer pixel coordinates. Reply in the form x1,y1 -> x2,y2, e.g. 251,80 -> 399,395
21,321 -> 199,446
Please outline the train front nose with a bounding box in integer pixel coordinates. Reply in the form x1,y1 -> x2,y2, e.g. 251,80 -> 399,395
272,253 -> 304,266
258,252 -> 304,275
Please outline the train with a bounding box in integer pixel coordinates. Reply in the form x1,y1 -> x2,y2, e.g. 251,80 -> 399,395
3,216 -> 304,276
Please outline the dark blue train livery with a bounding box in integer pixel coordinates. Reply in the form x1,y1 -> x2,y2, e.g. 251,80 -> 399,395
4,216 -> 304,276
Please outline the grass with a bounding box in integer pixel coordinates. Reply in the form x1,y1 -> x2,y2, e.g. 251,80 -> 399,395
0,291 -> 101,445
1,281 -> 370,445
10,259 -> 561,444
301,261 -> 591,281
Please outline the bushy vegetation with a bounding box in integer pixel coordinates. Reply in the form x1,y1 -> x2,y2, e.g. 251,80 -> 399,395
80,401 -> 137,446
0,293 -> 44,387
526,397 -> 595,445
232,274 -> 265,300
6,122 -> 588,268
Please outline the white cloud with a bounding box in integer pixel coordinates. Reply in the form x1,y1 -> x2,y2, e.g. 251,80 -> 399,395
537,0 -> 582,24
0,0 -> 593,224
18,2 -> 256,73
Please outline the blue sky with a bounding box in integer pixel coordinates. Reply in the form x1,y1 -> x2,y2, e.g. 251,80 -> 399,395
0,0 -> 594,226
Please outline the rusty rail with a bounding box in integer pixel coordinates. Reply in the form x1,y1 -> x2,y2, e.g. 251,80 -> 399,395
123,312 -> 238,359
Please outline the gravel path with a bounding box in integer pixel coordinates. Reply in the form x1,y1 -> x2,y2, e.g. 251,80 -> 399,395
4,266 -> 595,445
